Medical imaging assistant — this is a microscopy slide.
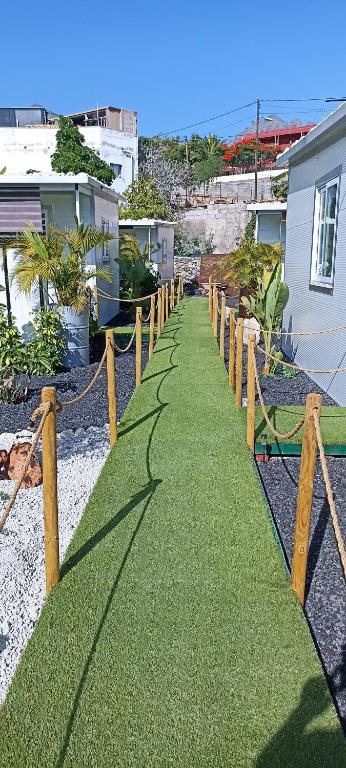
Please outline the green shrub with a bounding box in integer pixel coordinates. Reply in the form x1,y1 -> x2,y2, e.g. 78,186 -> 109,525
26,308 -> 65,375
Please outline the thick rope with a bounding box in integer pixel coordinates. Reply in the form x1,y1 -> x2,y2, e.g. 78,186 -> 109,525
0,402 -> 51,532
313,409 -> 346,580
269,323 -> 346,337
96,287 -> 158,303
113,328 -> 136,353
252,348 -> 305,440
57,342 -> 109,410
256,345 -> 346,375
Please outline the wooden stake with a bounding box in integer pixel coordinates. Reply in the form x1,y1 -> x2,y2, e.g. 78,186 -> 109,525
291,393 -> 322,605
157,288 -> 161,338
149,293 -> 155,358
176,276 -> 180,305
41,386 -> 59,595
212,286 -> 218,337
220,292 -> 226,359
208,275 -> 212,317
93,285 -> 98,322
246,335 -> 256,450
135,306 -> 142,386
105,330 -> 117,446
160,285 -> 165,330
235,317 -> 244,407
229,308 -> 235,389
170,279 -> 174,311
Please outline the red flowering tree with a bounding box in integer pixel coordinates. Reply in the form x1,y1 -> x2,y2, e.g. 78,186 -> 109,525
222,139 -> 281,170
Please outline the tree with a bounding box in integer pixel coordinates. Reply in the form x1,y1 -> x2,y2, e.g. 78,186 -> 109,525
12,221 -> 114,312
140,143 -> 196,211
223,138 -> 281,170
119,176 -> 171,220
51,116 -> 115,186
272,172 -> 288,200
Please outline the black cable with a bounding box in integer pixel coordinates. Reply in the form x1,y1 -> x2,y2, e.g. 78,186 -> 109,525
160,101 -> 257,136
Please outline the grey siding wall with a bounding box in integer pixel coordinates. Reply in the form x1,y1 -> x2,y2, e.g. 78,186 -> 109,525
283,134 -> 346,404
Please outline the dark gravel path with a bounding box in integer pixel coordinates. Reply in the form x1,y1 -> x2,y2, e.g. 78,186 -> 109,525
0,342 -> 149,434
258,457 -> 346,730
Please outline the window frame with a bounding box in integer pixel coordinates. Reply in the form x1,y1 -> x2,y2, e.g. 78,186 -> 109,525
310,175 -> 339,289
101,218 -> 110,263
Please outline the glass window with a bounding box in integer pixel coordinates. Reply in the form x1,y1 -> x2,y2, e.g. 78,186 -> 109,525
311,177 -> 338,285
110,163 -> 122,177
102,219 -> 110,263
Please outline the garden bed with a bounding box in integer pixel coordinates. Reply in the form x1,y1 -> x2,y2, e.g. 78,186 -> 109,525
0,340 -> 149,435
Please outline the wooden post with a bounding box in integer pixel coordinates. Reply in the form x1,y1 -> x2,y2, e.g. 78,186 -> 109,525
246,335 -> 256,450
176,276 -> 180,305
220,292 -> 226,359
170,279 -> 174,311
212,286 -> 218,337
160,285 -> 165,330
149,293 -> 155,358
235,317 -> 244,407
291,393 -> 322,605
228,308 -> 235,389
93,285 -> 98,322
157,288 -> 161,338
165,282 -> 169,320
105,330 -> 117,446
135,306 -> 142,386
41,386 -> 59,595
208,275 -> 212,317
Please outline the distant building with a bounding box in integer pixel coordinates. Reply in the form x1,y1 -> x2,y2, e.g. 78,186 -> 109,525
119,219 -> 175,282
237,123 -> 316,151
0,104 -> 138,194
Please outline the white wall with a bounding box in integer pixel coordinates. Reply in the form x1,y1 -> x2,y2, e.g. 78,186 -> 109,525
0,126 -> 138,194
283,133 -> 346,404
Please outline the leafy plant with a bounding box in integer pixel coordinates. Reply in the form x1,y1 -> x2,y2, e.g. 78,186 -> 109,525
216,240 -> 284,290
244,213 -> 256,243
174,231 -> 214,258
119,177 -> 171,220
272,172 -> 288,200
241,261 -> 289,374
26,308 -> 65,375
119,235 -> 158,304
51,116 -> 115,186
0,308 -> 27,403
11,220 -> 114,312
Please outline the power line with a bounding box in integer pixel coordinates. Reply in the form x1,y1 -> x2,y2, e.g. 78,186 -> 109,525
160,101 -> 256,136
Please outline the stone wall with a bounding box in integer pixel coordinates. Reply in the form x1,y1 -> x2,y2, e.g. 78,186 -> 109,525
182,202 -> 250,254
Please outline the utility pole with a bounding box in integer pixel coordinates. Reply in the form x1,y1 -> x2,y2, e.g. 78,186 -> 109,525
185,139 -> 189,206
254,98 -> 260,202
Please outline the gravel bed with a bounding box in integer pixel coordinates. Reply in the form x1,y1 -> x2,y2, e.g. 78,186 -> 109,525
221,324 -> 336,406
258,457 -> 346,730
0,424 -> 110,704
0,341 -> 149,434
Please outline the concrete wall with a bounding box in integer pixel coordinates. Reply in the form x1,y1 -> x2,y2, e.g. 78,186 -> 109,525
200,170 -> 285,201
182,202 -> 250,253
0,126 -> 138,195
282,133 -> 346,404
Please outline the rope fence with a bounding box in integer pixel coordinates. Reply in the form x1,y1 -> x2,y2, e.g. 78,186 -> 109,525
209,285 -> 346,607
0,276 -> 183,597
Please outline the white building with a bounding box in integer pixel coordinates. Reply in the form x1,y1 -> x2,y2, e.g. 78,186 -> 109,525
119,219 -> 175,282
247,202 -> 286,248
0,173 -> 123,333
0,106 -> 138,195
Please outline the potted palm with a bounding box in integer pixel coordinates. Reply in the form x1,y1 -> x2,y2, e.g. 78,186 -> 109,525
12,221 -> 114,368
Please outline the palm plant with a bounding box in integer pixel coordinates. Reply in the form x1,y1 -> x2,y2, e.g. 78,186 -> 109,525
119,234 -> 158,301
216,240 -> 284,290
11,221 -> 114,312
241,261 -> 289,374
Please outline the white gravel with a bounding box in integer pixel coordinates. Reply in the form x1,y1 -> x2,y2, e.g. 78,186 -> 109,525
0,424 -> 109,705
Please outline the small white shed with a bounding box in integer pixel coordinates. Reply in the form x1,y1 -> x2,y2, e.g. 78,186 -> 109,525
247,202 -> 287,249
119,219 -> 175,282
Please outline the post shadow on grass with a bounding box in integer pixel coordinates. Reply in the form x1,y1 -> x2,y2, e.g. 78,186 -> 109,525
55,483 -> 158,768
56,309 -> 181,766
61,478 -> 162,579
256,675 -> 346,767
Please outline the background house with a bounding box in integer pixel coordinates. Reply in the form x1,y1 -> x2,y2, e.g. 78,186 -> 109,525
0,104 -> 138,195
0,173 -> 122,333
118,219 -> 175,282
277,104 -> 346,405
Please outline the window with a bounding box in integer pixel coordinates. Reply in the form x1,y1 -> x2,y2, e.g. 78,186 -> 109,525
101,219 -> 110,263
162,238 -> 167,263
110,163 -> 122,177
311,176 -> 339,286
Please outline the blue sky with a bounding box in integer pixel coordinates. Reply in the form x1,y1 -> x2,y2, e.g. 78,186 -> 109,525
3,0 -> 346,138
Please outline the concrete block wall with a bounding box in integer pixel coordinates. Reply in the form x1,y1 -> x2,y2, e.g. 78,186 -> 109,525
182,202 -> 250,253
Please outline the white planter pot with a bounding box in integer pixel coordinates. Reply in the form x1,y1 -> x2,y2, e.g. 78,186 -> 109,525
60,306 -> 90,369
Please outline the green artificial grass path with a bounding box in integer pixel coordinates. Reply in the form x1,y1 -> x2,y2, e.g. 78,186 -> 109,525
1,298 -> 345,767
